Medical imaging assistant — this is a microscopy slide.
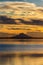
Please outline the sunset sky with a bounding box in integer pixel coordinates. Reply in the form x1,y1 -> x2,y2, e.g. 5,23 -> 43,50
0,0 -> 43,37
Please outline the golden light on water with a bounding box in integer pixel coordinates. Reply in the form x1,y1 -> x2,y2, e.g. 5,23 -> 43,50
0,54 -> 43,65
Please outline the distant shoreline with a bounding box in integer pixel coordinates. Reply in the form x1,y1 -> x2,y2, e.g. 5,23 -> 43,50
0,37 -> 43,39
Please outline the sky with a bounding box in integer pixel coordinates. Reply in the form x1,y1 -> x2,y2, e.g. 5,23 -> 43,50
0,0 -> 43,6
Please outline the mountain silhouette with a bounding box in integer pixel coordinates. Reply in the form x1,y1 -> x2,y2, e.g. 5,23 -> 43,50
0,33 -> 43,39
12,33 -> 32,39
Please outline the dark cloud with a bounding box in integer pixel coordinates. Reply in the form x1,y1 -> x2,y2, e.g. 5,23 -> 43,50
0,16 -> 17,24
0,16 -> 43,25
16,19 -> 43,25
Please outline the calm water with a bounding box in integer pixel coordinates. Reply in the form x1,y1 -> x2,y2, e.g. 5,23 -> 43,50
0,39 -> 43,65
0,39 -> 43,52
0,54 -> 43,65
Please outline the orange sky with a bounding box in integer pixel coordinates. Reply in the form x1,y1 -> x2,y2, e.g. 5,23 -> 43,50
0,24 -> 43,34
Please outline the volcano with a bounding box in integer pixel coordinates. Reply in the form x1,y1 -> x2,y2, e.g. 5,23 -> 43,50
12,33 -> 32,39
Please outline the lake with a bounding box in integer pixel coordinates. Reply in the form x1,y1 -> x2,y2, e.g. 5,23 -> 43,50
0,39 -> 43,53
0,54 -> 43,65
0,39 -> 43,65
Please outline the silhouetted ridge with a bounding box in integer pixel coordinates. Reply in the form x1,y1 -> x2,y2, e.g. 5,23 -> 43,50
12,33 -> 32,39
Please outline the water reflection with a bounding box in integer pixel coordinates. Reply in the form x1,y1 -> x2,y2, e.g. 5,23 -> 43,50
0,39 -> 43,44
0,54 -> 43,65
0,39 -> 43,65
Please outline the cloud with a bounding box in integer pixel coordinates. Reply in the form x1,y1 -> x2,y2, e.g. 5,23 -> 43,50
0,2 -> 37,9
0,1 -> 42,10
0,2 -> 43,19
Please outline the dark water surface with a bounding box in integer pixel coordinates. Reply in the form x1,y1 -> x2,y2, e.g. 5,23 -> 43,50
0,44 -> 43,52
0,54 -> 43,65
0,39 -> 43,52
0,39 -> 43,65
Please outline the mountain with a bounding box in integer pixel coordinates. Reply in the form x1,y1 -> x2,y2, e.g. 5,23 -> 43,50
0,33 -> 32,39
12,33 -> 32,39
0,33 -> 43,39
11,33 -> 43,39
